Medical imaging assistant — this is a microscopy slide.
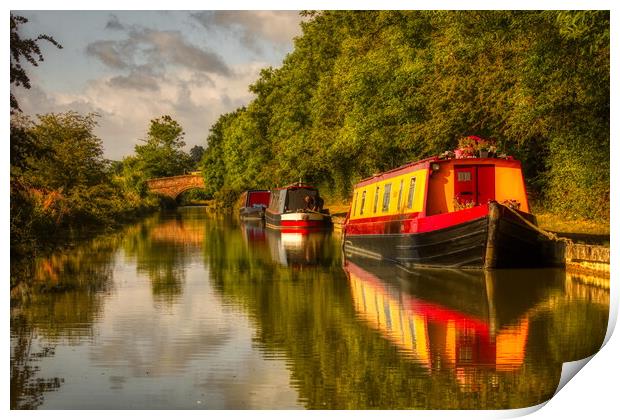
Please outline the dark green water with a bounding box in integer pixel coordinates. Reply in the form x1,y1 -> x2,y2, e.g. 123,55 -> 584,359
10,207 -> 609,409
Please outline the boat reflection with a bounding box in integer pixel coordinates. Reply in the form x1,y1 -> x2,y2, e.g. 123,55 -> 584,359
240,220 -> 267,245
266,230 -> 333,267
342,256 -> 564,391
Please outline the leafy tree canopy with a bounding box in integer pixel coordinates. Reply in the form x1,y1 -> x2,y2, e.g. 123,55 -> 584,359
201,11 -> 609,220
10,13 -> 62,113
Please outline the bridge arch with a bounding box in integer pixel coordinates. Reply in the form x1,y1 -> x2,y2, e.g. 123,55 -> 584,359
145,173 -> 205,200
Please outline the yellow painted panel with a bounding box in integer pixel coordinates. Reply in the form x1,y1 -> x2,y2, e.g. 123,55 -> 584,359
350,168 -> 428,220
427,163 -> 454,215
388,299 -> 402,339
377,294 -> 387,328
494,165 -> 530,212
402,314 -> 415,352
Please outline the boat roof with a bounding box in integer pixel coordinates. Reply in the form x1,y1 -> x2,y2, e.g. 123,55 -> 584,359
272,184 -> 318,191
354,157 -> 436,188
354,156 -> 519,188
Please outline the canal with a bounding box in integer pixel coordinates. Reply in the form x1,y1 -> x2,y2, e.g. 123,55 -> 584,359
10,207 -> 610,409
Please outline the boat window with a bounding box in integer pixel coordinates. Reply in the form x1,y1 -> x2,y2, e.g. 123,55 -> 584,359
269,192 -> 278,210
373,186 -> 380,213
382,183 -> 391,212
360,191 -> 366,215
458,171 -> 472,182
352,192 -> 358,216
397,179 -> 404,210
286,188 -> 318,212
407,177 -> 416,209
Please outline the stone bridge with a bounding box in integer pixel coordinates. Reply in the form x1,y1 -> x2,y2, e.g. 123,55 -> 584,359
146,173 -> 205,199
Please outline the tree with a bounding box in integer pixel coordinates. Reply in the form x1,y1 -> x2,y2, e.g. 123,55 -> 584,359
10,13 -> 62,113
135,115 -> 193,178
189,145 -> 205,168
200,111 -> 238,197
121,115 -> 193,196
200,11 -> 609,218
22,112 -> 106,191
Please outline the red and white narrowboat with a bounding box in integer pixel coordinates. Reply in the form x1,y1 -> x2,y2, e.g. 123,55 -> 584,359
265,184 -> 332,232
343,152 -> 558,269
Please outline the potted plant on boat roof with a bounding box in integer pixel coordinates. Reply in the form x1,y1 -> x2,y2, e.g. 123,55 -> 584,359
476,138 -> 498,158
455,135 -> 498,158
455,135 -> 479,158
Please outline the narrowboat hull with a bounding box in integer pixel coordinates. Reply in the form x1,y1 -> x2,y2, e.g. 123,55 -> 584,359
344,202 -> 559,269
239,206 -> 265,221
265,210 -> 332,233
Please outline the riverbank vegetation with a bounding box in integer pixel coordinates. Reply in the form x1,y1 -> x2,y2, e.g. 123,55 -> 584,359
10,112 -> 156,263
10,16 -> 206,264
200,11 -> 609,222
11,11 -> 610,266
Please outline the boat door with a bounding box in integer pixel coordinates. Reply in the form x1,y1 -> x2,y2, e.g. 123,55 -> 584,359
454,165 -> 495,206
476,166 -> 495,205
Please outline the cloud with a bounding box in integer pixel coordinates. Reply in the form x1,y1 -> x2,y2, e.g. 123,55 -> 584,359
86,27 -> 231,76
14,13 -> 293,162
86,40 -> 131,69
13,62 -> 267,160
191,11 -> 303,52
108,68 -> 160,92
105,14 -> 125,30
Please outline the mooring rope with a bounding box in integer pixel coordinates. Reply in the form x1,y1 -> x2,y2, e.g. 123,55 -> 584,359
503,205 -> 572,244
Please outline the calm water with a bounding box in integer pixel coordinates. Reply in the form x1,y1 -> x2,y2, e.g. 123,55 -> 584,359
10,207 -> 609,409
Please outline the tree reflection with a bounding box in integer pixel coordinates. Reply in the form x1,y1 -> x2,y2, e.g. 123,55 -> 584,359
10,314 -> 64,409
122,210 -> 208,305
204,222 -> 610,409
10,232 -> 119,339
10,232 -> 120,409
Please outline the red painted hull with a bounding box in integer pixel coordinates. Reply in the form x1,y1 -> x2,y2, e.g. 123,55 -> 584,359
265,211 -> 332,233
344,205 -> 492,236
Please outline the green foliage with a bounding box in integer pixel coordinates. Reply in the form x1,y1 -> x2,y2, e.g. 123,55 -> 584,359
200,11 -> 608,219
119,115 -> 194,197
20,112 -> 106,191
188,145 -> 205,168
10,112 -> 158,261
10,13 -> 62,113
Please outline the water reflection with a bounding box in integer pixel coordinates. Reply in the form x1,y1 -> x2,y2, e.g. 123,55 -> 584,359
265,230 -> 334,267
10,208 -> 610,409
10,232 -> 121,409
122,211 -> 208,305
342,257 -> 609,402
10,314 -> 64,409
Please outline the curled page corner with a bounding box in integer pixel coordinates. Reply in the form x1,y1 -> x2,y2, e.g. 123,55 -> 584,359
602,276 -> 618,347
496,401 -> 549,418
554,356 -> 594,396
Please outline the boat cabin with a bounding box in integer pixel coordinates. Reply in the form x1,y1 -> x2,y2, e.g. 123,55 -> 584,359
348,157 -> 529,222
267,185 -> 320,214
242,190 -> 271,209
239,189 -> 271,220
265,184 -> 331,232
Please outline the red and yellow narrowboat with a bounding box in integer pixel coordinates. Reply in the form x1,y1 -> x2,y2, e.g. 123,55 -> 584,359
265,184 -> 332,232
343,153 -> 557,269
